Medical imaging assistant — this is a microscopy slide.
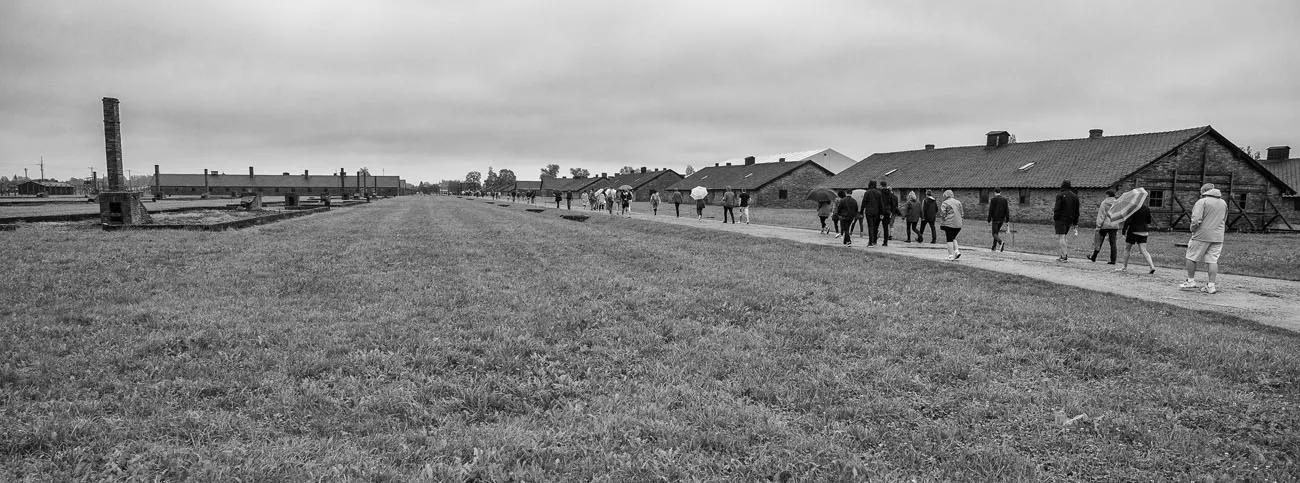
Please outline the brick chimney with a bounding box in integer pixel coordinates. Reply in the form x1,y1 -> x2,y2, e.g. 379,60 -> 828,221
249,166 -> 255,178
1267,146 -> 1291,160
986,131 -> 1010,148
745,156 -> 756,165
725,163 -> 731,166
102,98 -> 124,190
925,144 -> 935,150
1089,129 -> 1104,139
641,167 -> 647,173
304,170 -> 309,178
778,158 -> 786,162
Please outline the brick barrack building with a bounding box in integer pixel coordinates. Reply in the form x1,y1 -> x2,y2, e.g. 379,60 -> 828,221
824,126 -> 1298,231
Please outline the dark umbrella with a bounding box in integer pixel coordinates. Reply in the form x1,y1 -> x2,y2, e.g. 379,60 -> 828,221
805,188 -> 837,203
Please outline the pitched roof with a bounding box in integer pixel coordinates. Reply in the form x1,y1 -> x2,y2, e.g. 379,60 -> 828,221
824,126 -> 1211,190
665,160 -> 831,191
584,169 -> 682,192
1260,158 -> 1300,195
714,148 -> 858,174
21,180 -> 74,188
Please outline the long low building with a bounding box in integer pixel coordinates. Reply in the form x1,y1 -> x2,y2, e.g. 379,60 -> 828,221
154,168 -> 408,197
825,126 -> 1298,231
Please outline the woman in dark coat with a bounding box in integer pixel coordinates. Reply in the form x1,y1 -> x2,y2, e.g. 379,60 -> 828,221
835,191 -> 860,246
919,189 -> 939,243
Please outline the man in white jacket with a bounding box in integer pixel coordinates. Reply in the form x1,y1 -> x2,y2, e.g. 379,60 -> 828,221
1179,183 -> 1227,294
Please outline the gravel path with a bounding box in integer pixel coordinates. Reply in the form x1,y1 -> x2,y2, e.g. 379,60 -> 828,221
622,208 -> 1300,333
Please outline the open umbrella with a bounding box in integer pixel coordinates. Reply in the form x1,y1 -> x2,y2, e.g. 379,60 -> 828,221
690,186 -> 708,200
617,184 -> 633,191
805,187 -> 837,203
1106,187 -> 1148,224
850,189 -> 866,205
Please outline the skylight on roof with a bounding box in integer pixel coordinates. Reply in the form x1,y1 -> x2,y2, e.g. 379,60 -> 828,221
1017,162 -> 1036,171
744,173 -> 753,178
701,175 -> 708,180
883,168 -> 897,176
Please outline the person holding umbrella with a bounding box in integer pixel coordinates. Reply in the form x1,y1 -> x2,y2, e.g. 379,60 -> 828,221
1117,197 -> 1157,275
671,190 -> 683,217
806,188 -> 837,234
690,186 -> 708,221
835,190 -> 859,246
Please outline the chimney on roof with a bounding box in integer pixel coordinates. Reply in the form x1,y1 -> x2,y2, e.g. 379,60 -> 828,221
304,170 -> 309,177
986,131 -> 1010,148
249,166 -> 255,178
778,157 -> 786,162
1089,129 -> 1104,139
283,172 -> 290,176
641,167 -> 646,173
726,162 -> 731,166
1267,146 -> 1291,160
745,156 -> 756,165
925,144 -> 935,150
601,172 -> 607,178
715,163 -> 719,167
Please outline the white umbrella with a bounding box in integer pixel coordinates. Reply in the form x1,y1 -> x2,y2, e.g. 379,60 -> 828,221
690,186 -> 708,200
850,189 -> 866,205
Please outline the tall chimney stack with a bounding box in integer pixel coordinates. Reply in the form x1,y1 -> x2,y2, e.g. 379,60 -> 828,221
249,166 -> 255,178
102,98 -> 124,190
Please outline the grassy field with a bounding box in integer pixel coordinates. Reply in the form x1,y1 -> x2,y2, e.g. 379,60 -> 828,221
580,200 -> 1300,281
3,196 -> 1298,481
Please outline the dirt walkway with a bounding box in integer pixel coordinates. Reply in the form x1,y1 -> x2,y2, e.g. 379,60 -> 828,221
615,209 -> 1300,333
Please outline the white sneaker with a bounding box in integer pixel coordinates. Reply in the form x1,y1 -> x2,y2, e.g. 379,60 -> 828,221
944,254 -> 956,261
1178,280 -> 1199,289
1201,283 -> 1218,294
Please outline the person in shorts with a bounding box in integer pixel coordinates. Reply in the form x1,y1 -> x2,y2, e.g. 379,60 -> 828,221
1053,180 -> 1080,262
1180,184 -> 1227,294
1117,203 -> 1156,274
938,190 -> 963,261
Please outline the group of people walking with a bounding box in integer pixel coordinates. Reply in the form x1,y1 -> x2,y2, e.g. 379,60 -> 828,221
819,182 -> 967,261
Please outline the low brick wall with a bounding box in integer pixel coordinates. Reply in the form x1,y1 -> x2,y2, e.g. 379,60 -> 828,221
102,207 -> 330,232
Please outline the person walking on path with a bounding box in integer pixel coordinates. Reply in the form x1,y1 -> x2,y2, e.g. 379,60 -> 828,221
1180,183 -> 1228,294
919,190 -> 939,243
938,190 -> 964,260
988,187 -> 1011,251
695,196 -> 706,221
835,190 -> 859,246
860,180 -> 884,245
671,190 -> 683,217
1117,203 -> 1156,274
620,189 -> 633,217
903,191 -> 921,243
817,199 -> 833,234
565,191 -> 573,210
650,190 -> 661,216
739,189 -> 751,224
1053,180 -> 1081,262
1089,190 -> 1121,263
880,182 -> 900,245
595,191 -> 606,212
721,187 -> 738,224
554,190 -> 563,209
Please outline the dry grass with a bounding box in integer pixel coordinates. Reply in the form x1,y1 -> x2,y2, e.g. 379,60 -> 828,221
2,196 -> 1297,481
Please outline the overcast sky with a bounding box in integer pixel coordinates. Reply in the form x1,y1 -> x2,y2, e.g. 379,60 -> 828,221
2,0 -> 1297,184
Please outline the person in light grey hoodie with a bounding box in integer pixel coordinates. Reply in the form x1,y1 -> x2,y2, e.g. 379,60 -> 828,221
1179,183 -> 1227,294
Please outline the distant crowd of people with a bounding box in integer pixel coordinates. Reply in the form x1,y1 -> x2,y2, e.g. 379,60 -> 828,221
813,179 -> 1228,293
